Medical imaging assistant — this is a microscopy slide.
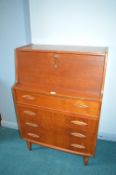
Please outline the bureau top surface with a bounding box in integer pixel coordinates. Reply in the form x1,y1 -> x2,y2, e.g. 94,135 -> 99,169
16,44 -> 108,55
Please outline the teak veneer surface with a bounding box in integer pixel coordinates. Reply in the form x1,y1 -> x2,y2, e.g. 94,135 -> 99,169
13,44 -> 108,165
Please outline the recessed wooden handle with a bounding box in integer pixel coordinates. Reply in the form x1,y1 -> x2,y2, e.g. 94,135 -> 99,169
71,144 -> 85,149
25,122 -> 38,127
23,110 -> 36,116
22,95 -> 36,100
71,120 -> 88,126
27,133 -> 40,138
70,132 -> 86,138
50,91 -> 56,95
101,90 -> 103,94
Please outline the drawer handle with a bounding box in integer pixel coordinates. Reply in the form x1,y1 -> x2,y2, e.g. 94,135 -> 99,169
50,91 -> 56,95
27,133 -> 40,138
75,104 -> 88,108
25,122 -> 38,127
70,132 -> 86,138
22,95 -> 36,100
23,110 -> 36,116
71,120 -> 88,126
71,144 -> 85,149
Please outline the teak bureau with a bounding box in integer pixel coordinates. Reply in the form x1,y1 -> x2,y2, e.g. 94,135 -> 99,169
13,44 -> 108,165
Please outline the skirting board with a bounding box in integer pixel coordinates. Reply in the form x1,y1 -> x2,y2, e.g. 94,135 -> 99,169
98,132 -> 116,142
1,120 -> 116,142
1,120 -> 18,130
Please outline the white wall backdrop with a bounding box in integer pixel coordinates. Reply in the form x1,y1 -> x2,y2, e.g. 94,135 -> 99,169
0,0 -> 115,141
0,0 -> 31,129
29,0 -> 116,140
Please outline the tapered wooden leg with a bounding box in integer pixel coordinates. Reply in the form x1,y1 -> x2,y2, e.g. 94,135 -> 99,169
26,141 -> 32,150
84,156 -> 89,165
0,114 -> 1,127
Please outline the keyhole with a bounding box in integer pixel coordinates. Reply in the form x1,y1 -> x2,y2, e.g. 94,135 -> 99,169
53,54 -> 59,68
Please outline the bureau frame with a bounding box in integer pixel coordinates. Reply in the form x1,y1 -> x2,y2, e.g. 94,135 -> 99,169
13,44 -> 108,165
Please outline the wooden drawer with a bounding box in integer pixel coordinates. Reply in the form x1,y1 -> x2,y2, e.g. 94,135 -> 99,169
16,104 -> 98,135
14,90 -> 100,116
21,128 -> 96,155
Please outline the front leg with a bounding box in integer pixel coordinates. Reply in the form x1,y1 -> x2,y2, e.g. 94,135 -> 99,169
26,141 -> 32,150
83,156 -> 89,165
